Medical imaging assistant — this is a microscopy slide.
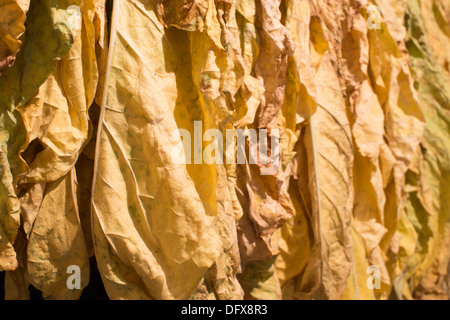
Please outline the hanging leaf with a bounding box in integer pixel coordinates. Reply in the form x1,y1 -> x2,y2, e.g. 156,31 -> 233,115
0,0 -> 29,74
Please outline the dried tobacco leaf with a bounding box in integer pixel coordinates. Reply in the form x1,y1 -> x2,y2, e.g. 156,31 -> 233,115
0,0 -> 448,301
0,0 -> 80,273
392,0 -> 450,300
91,0 -> 227,299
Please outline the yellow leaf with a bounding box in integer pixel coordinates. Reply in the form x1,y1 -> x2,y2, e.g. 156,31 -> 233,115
296,53 -> 354,300
91,0 -> 230,299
